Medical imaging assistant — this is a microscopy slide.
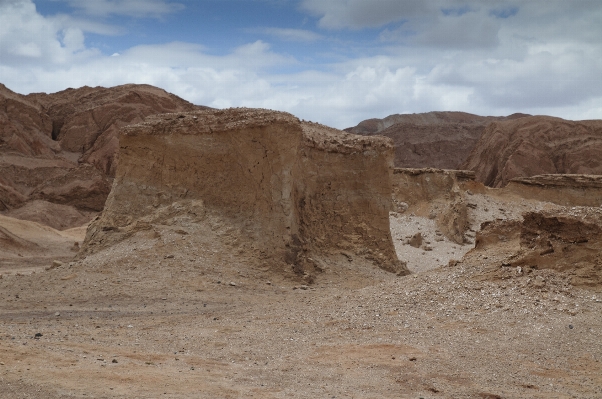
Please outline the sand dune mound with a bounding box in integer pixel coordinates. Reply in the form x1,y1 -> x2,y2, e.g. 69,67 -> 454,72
82,108 -> 409,279
462,116 -> 602,187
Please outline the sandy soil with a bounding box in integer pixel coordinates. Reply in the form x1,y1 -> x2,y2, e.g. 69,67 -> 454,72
1,196 -> 601,398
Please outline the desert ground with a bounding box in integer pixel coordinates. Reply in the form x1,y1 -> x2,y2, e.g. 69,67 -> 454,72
2,178 -> 601,399
1,88 -> 602,398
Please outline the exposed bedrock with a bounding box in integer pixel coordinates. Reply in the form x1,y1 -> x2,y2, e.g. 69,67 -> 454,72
461,116 -> 602,187
82,108 -> 409,276
391,168 -> 475,244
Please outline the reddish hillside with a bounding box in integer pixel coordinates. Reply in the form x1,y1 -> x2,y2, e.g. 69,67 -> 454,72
346,111 -> 529,169
461,116 -> 602,187
0,83 -> 205,228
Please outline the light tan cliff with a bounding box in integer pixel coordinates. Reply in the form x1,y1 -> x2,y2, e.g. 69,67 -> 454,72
81,108 -> 409,277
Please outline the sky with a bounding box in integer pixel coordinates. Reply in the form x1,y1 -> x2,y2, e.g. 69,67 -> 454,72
1,0 -> 601,129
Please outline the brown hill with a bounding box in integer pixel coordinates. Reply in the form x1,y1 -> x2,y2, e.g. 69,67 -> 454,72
461,116 -> 602,187
345,111 -> 529,169
0,83 -> 205,229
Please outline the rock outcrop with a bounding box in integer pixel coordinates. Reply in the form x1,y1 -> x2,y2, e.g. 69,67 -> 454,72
509,207 -> 601,287
461,116 -> 602,187
0,83 -> 204,228
346,111 -> 529,169
25,84 -> 202,176
82,108 -> 409,277
506,174 -> 602,207
391,168 -> 475,244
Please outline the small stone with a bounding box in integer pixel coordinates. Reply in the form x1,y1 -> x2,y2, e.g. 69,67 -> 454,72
300,285 -> 309,290
54,312 -> 60,317
569,325 -> 574,329
409,233 -> 423,248
46,260 -> 63,271
164,254 -> 174,259
409,357 -> 417,361
229,282 -> 237,286
112,359 -> 118,363
34,333 -> 42,339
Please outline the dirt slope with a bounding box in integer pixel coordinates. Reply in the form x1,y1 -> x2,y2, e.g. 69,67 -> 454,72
461,116 -> 602,187
346,111 -> 529,169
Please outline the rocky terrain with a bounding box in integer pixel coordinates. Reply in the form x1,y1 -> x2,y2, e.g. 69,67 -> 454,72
345,111 -> 528,170
348,112 -> 602,189
461,116 -> 602,187
0,83 -> 203,229
1,91 -> 602,398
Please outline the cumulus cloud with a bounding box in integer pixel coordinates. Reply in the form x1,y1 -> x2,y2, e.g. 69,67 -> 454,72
59,0 -> 184,18
0,0 -> 601,129
256,27 -> 323,42
300,0 -> 432,29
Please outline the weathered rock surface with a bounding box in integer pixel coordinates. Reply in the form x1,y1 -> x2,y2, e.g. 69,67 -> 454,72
513,207 -> 602,286
461,116 -> 602,187
82,108 -> 408,277
0,83 -> 204,228
506,174 -> 602,207
482,207 -> 602,288
25,83 -> 202,176
346,111 -> 529,169
391,168 -> 475,244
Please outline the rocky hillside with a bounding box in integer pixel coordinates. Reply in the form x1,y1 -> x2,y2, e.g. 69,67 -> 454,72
461,116 -> 602,187
345,111 -> 529,169
0,83 -> 204,228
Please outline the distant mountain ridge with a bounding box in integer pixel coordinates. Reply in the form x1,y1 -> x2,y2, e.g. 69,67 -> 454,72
461,116 -> 602,187
345,111 -> 530,170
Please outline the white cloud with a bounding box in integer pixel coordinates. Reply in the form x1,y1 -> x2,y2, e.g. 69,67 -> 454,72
300,0 -> 432,29
256,27 -> 323,42
0,0 -> 601,130
60,0 -> 184,18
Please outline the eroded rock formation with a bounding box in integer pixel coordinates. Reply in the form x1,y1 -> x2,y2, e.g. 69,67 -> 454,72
82,108 -> 409,276
391,168 -> 475,244
461,116 -> 602,187
0,83 -> 204,229
506,174 -> 602,207
481,207 -> 602,288
346,111 -> 529,169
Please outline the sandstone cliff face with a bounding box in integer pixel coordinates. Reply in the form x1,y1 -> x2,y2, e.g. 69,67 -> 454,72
346,112 -> 529,169
461,116 -> 602,187
82,108 -> 407,276
0,83 -> 204,229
